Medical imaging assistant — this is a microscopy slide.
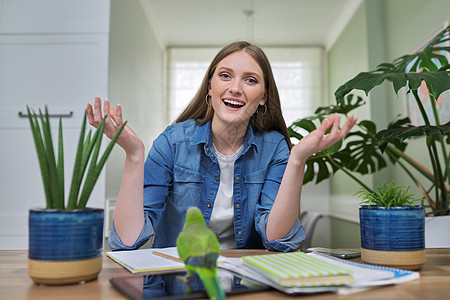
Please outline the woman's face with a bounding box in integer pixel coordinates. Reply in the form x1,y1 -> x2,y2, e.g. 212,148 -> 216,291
209,50 -> 266,129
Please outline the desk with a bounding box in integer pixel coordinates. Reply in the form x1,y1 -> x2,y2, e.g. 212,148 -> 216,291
1,249 -> 449,299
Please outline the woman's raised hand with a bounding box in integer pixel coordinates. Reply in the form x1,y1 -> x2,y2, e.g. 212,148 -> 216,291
291,114 -> 357,161
87,97 -> 144,157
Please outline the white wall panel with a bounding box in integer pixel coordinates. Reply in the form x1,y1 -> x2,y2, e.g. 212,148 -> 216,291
0,34 -> 109,128
0,0 -> 110,249
0,0 -> 110,33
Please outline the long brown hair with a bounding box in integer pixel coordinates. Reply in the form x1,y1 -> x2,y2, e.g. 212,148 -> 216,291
174,41 -> 292,149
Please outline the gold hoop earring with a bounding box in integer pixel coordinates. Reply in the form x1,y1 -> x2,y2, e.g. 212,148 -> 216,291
257,104 -> 267,116
205,94 -> 210,106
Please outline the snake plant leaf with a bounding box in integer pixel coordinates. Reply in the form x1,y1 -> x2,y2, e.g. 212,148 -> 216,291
76,117 -> 106,209
57,117 -> 64,208
67,110 -> 88,210
376,121 -> 450,152
77,121 -> 127,209
80,126 -> 103,184
27,107 -> 52,208
40,108 -> 62,209
81,130 -> 92,163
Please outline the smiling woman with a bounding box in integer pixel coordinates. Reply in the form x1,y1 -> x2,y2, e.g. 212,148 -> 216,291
89,40 -> 354,255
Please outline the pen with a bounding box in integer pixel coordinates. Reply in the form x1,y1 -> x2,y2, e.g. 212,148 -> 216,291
152,251 -> 182,263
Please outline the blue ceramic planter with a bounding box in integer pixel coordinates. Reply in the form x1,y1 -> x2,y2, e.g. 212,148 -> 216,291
29,207 -> 104,261
359,205 -> 425,251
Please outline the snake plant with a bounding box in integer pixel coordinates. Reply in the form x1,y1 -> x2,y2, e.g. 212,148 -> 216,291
26,106 -> 126,210
289,25 -> 450,216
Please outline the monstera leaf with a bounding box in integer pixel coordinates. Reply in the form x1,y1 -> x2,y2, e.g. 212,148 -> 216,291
334,64 -> 450,104
376,120 -> 450,152
314,94 -> 365,117
335,26 -> 450,103
394,25 -> 450,72
344,121 -> 388,175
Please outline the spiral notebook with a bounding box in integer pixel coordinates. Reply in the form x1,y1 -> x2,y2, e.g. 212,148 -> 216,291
309,252 -> 420,287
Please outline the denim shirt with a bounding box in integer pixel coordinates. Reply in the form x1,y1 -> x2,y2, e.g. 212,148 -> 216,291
109,119 -> 305,252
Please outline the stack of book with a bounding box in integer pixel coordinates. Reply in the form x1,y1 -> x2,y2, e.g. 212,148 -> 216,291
241,251 -> 353,287
220,251 -> 419,295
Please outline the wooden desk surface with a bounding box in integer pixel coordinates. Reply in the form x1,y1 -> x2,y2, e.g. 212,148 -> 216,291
1,249 -> 449,299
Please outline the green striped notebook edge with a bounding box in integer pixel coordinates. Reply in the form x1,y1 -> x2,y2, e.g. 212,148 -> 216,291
241,252 -> 353,283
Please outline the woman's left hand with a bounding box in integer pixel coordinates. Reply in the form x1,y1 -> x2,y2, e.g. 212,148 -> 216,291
291,114 -> 357,161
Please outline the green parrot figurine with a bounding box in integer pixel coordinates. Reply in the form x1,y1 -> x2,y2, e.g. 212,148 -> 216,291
176,206 -> 226,300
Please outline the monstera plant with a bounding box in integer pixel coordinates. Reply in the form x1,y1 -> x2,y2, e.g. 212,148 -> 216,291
289,25 -> 450,217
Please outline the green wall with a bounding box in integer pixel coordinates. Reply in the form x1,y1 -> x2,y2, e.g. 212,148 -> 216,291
326,0 -> 449,247
330,217 -> 361,249
327,1 -> 373,196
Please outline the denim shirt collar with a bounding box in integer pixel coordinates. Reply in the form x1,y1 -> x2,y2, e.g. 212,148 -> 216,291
192,119 -> 258,155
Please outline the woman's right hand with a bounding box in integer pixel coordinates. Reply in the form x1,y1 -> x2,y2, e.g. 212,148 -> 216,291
88,97 -> 146,247
87,96 -> 145,158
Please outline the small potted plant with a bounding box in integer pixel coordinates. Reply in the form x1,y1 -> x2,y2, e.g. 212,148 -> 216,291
26,106 -> 126,285
356,181 -> 425,270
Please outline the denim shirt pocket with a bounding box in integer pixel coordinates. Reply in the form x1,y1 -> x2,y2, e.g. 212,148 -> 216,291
243,169 -> 266,203
172,165 -> 204,207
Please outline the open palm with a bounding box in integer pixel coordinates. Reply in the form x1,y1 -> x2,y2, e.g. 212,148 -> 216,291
292,114 -> 357,161
87,97 -> 144,156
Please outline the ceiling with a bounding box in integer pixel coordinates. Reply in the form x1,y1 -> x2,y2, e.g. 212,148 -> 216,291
139,0 -> 362,49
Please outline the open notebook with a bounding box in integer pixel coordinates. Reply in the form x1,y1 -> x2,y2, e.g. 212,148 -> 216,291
107,247 -> 185,274
107,247 -> 226,274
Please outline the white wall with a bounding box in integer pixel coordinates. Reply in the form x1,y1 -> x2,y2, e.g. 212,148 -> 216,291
0,0 -> 110,249
106,0 -> 165,201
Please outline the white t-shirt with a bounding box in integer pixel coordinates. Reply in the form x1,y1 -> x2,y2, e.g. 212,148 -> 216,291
208,144 -> 243,249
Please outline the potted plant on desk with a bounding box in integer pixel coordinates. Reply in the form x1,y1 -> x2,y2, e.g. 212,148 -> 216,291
26,106 -> 126,285
356,181 -> 425,270
288,25 -> 450,246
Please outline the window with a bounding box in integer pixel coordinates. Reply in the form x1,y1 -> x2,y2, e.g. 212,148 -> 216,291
167,47 -> 324,127
167,48 -> 219,122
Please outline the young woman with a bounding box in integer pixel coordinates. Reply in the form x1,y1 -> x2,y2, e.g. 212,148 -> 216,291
88,41 -> 356,252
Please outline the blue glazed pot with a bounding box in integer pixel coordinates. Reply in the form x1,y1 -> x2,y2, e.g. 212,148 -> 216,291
29,207 -> 104,261
359,205 -> 425,270
359,205 -> 425,251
